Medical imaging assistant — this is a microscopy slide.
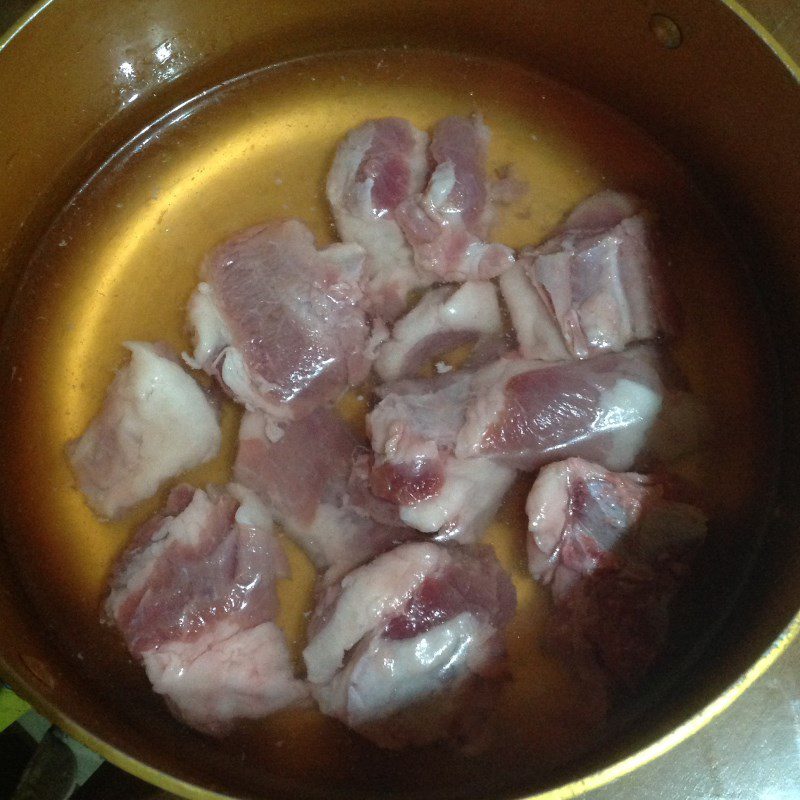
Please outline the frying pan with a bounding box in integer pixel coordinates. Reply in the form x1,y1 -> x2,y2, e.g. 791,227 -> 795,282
1,1 -> 799,798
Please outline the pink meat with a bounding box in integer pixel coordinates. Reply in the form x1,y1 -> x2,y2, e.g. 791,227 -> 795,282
327,118 -> 432,320
396,115 -> 515,281
498,263 -> 570,362
368,373 -> 516,542
525,457 -> 707,599
303,541 -> 516,749
375,282 -> 503,381
234,407 -> 357,530
525,457 -> 707,685
234,409 -> 415,578
106,484 -> 308,734
68,342 -> 221,519
368,373 -> 471,506
143,621 -> 307,736
185,220 -> 374,428
456,345 -> 665,472
517,190 -> 672,359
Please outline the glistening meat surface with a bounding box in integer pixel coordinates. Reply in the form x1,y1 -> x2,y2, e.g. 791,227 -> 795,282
513,190 -> 672,359
525,457 -> 707,685
369,373 -> 517,541
303,541 -> 516,748
68,342 -> 221,519
456,345 -> 665,472
326,117 -> 432,320
375,281 -> 503,382
234,408 -> 416,579
185,219 -> 374,430
106,483 -> 308,734
396,115 -> 515,281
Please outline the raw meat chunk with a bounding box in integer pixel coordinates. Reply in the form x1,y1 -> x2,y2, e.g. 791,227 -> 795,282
526,457 -> 707,598
399,457 -> 516,543
106,483 -> 308,734
396,115 -> 515,281
369,373 -> 516,542
327,118 -> 432,319
498,262 -> 570,362
235,408 -> 415,578
68,342 -> 221,519
456,345 -> 664,472
525,457 -> 707,685
185,220 -> 373,429
368,373 -> 472,507
375,282 -> 503,381
303,541 -> 516,748
516,190 -> 671,359
142,621 -> 304,735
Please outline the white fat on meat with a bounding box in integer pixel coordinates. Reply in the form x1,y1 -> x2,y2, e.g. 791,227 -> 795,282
106,483 -> 308,734
68,342 -> 221,519
396,115 -> 515,281
498,262 -> 570,361
400,457 -> 516,544
455,346 -> 664,472
234,408 -> 414,578
375,282 -> 503,381
369,373 -> 514,543
304,543 -> 449,686
143,620 -> 308,735
516,190 -> 672,359
303,541 -> 516,749
316,613 -> 493,730
368,373 -> 472,508
185,219 -> 372,427
327,118 -> 432,320
525,457 -> 707,685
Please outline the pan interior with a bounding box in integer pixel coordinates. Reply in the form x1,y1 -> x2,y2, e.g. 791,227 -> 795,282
0,48 -> 776,798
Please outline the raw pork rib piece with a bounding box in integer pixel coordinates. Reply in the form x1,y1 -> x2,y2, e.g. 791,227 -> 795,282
396,115 -> 515,281
514,190 -> 670,359
456,345 -> 664,472
399,456 -> 516,543
234,408 -> 415,578
303,541 -> 516,749
106,483 -> 309,734
375,281 -> 503,381
498,262 -> 570,362
368,373 -> 514,542
368,373 -> 473,508
327,118 -> 432,320
526,458 -> 707,684
185,220 -> 373,429
68,342 -> 221,519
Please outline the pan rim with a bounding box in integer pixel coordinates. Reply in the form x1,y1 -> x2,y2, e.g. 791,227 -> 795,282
0,0 -> 798,797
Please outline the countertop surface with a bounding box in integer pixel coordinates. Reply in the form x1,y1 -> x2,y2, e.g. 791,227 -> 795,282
1,1 -> 798,798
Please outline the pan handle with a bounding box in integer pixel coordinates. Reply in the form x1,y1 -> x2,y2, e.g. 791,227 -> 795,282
11,725 -> 78,800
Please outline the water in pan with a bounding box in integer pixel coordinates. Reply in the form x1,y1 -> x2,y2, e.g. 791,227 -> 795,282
0,49 -> 775,796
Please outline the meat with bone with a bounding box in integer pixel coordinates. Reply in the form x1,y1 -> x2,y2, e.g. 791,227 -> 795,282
68,342 -> 221,519
525,457 -> 707,685
399,457 -> 516,543
326,118 -> 432,320
185,220 -> 374,431
106,483 -> 309,734
303,541 -> 516,749
498,262 -> 570,362
368,373 -> 515,542
513,190 -> 671,359
234,408 -> 415,579
375,281 -> 503,382
455,345 -> 664,472
395,115 -> 515,281
368,372 -> 472,507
